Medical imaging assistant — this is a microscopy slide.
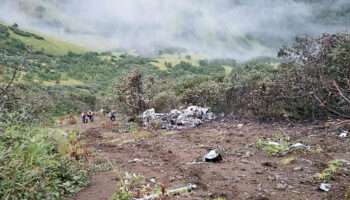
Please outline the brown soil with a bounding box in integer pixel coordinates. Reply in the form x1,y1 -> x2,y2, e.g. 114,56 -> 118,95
65,117 -> 350,200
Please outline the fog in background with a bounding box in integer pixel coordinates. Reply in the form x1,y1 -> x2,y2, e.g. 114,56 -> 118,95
0,0 -> 349,59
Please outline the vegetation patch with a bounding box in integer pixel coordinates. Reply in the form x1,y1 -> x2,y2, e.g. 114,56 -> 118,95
0,126 -> 92,199
318,160 -> 344,182
255,135 -> 290,156
282,156 -> 297,165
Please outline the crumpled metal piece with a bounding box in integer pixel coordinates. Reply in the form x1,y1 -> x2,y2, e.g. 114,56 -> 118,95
203,150 -> 222,162
134,184 -> 197,200
319,183 -> 331,192
142,106 -> 217,129
339,131 -> 349,138
279,143 -> 309,156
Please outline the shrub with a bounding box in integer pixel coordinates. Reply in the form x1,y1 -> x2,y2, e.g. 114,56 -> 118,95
113,70 -> 147,118
0,24 -> 8,33
150,91 -> 179,113
179,80 -> 225,113
319,160 -> 342,182
278,33 -> 350,119
9,26 -> 32,37
0,126 -> 91,199
31,33 -> 45,40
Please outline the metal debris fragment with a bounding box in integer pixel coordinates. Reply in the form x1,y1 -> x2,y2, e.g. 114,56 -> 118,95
279,143 -> 309,156
134,184 -> 197,200
203,150 -> 222,162
319,183 -> 331,192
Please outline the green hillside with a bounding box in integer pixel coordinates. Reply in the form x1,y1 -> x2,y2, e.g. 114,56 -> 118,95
1,22 -> 86,56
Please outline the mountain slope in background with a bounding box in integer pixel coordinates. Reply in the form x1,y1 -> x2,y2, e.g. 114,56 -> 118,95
0,0 -> 349,59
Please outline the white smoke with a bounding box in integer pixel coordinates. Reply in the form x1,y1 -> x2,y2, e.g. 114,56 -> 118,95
0,0 -> 348,59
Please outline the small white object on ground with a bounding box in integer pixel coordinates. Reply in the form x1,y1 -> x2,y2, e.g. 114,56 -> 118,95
203,149 -> 222,162
279,143 -> 309,156
268,141 -> 281,146
237,124 -> 244,128
134,184 -> 197,200
339,131 -> 349,138
128,158 -> 142,163
319,183 -> 331,192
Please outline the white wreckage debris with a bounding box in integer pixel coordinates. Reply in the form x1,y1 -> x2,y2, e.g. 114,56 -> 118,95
279,143 -> 310,156
134,183 -> 197,200
319,183 -> 331,192
331,130 -> 349,138
203,149 -> 222,162
142,106 -> 217,129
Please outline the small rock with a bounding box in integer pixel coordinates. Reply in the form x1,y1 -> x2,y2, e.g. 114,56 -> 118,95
330,132 -> 337,136
276,183 -> 286,190
257,184 -> 262,192
256,170 -> 263,174
299,179 -> 312,185
262,162 -> 277,168
244,192 -> 250,198
293,166 -> 302,171
243,151 -> 254,158
237,124 -> 244,129
241,159 -> 249,164
232,177 -> 241,182
150,178 -> 156,183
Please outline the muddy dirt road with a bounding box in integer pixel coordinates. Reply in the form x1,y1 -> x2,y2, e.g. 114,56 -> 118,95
65,117 -> 350,200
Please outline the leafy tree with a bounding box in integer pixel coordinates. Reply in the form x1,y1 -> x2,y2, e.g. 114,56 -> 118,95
278,33 -> 350,118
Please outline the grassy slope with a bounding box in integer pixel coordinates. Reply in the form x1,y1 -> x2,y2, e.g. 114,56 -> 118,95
1,22 -> 87,56
0,23 -> 88,85
9,31 -> 86,56
151,52 -> 209,70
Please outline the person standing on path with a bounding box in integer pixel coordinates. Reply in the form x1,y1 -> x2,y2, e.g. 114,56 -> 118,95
87,110 -> 94,122
81,111 -> 87,123
110,109 -> 116,121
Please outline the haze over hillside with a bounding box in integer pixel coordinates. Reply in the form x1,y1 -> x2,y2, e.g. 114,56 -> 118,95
0,0 -> 349,60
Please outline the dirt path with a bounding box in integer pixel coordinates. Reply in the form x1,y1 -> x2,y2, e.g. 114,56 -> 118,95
65,117 -> 350,200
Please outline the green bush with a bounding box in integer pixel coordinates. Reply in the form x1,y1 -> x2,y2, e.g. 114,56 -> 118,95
179,80 -> 225,113
0,24 -> 8,33
0,126 -> 91,199
9,26 -> 32,37
31,33 -> 45,40
277,33 -> 350,118
150,91 -> 179,113
113,70 -> 147,118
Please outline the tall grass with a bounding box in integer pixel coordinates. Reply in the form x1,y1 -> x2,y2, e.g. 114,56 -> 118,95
0,126 -> 91,199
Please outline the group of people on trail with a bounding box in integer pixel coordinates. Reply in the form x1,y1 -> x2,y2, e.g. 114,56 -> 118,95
80,109 -> 116,124
81,110 -> 94,123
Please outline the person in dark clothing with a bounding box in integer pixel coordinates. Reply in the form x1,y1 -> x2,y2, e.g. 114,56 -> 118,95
81,111 -> 88,123
87,110 -> 94,122
110,109 -> 116,121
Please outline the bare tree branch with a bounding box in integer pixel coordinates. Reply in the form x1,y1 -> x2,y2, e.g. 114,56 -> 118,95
312,92 -> 350,119
0,49 -> 28,99
333,79 -> 350,104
